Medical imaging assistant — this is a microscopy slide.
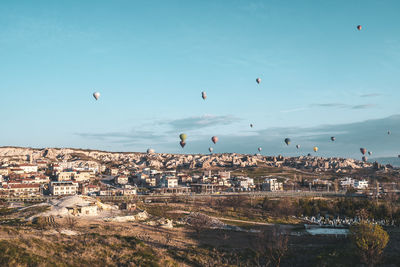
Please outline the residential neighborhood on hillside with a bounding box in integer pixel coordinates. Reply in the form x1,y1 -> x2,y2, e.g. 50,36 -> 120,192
0,147 -> 397,199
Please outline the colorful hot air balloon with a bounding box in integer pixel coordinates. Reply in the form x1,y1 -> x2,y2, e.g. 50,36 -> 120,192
296,145 -> 300,149
362,156 -> 368,162
209,147 -> 213,153
179,133 -> 187,142
331,137 -> 335,141
211,136 -> 218,144
93,92 -> 100,100
147,148 -> 155,154
307,153 -> 312,156
284,138 -> 291,145
180,141 -> 186,148
313,146 -> 318,152
357,25 -> 362,31
360,148 -> 367,155
250,124 -> 253,128
202,91 -> 207,100
368,151 -> 372,156
258,147 -> 262,152
256,78 -> 261,84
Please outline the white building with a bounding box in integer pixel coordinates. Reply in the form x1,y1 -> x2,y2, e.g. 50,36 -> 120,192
354,180 -> 369,189
237,177 -> 254,189
340,177 -> 355,187
74,172 -> 91,182
121,185 -> 137,196
57,172 -> 77,181
50,181 -> 79,196
4,183 -> 41,197
218,171 -> 231,180
160,177 -> 178,188
262,178 -> 283,191
340,177 -> 368,189
18,164 -> 38,173
114,175 -> 129,185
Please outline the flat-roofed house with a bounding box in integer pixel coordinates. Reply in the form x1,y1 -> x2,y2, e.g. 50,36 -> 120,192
19,164 -> 38,173
6,183 -> 41,197
57,172 -> 77,181
50,181 -> 79,196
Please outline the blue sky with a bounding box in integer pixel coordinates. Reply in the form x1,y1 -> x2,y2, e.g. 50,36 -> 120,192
1,0 -> 400,158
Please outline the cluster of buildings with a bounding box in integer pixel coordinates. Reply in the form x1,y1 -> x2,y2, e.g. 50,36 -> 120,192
118,169 -> 257,194
340,177 -> 369,190
0,147 -> 394,199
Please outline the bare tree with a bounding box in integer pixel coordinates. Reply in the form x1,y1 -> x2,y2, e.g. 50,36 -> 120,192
224,195 -> 248,212
255,225 -> 289,267
65,215 -> 77,229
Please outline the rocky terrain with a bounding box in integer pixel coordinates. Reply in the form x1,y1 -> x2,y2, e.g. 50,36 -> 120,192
0,146 -> 395,173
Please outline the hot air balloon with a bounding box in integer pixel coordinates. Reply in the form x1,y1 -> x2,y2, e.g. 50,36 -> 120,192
250,124 -> 253,128
256,78 -> 261,84
307,153 -> 312,157
258,147 -> 262,152
362,156 -> 368,162
296,145 -> 300,149
179,133 -> 187,142
360,148 -> 367,155
357,25 -> 362,31
93,92 -> 100,100
209,147 -> 213,153
211,136 -> 218,144
180,141 -> 186,148
388,131 -> 391,135
331,137 -> 335,141
398,155 -> 400,158
368,151 -> 372,156
202,91 -> 207,100
147,148 -> 155,154
313,146 -> 318,152
284,138 -> 291,145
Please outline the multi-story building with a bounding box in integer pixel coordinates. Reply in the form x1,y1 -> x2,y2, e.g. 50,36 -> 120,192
340,177 -> 355,188
237,177 -> 254,190
4,183 -> 41,197
160,176 -> 178,188
49,181 -> 79,196
354,180 -> 369,189
114,175 -> 129,185
57,172 -> 77,181
74,171 -> 91,182
262,178 -> 283,191
18,164 -> 38,173
218,171 -> 231,180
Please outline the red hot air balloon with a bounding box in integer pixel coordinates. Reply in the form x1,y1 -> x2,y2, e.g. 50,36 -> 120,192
360,148 -> 367,155
211,136 -> 218,144
357,25 -> 362,31
180,141 -> 186,148
256,78 -> 261,84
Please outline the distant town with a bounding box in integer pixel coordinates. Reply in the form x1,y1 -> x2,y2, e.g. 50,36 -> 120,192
1,146 -> 398,200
